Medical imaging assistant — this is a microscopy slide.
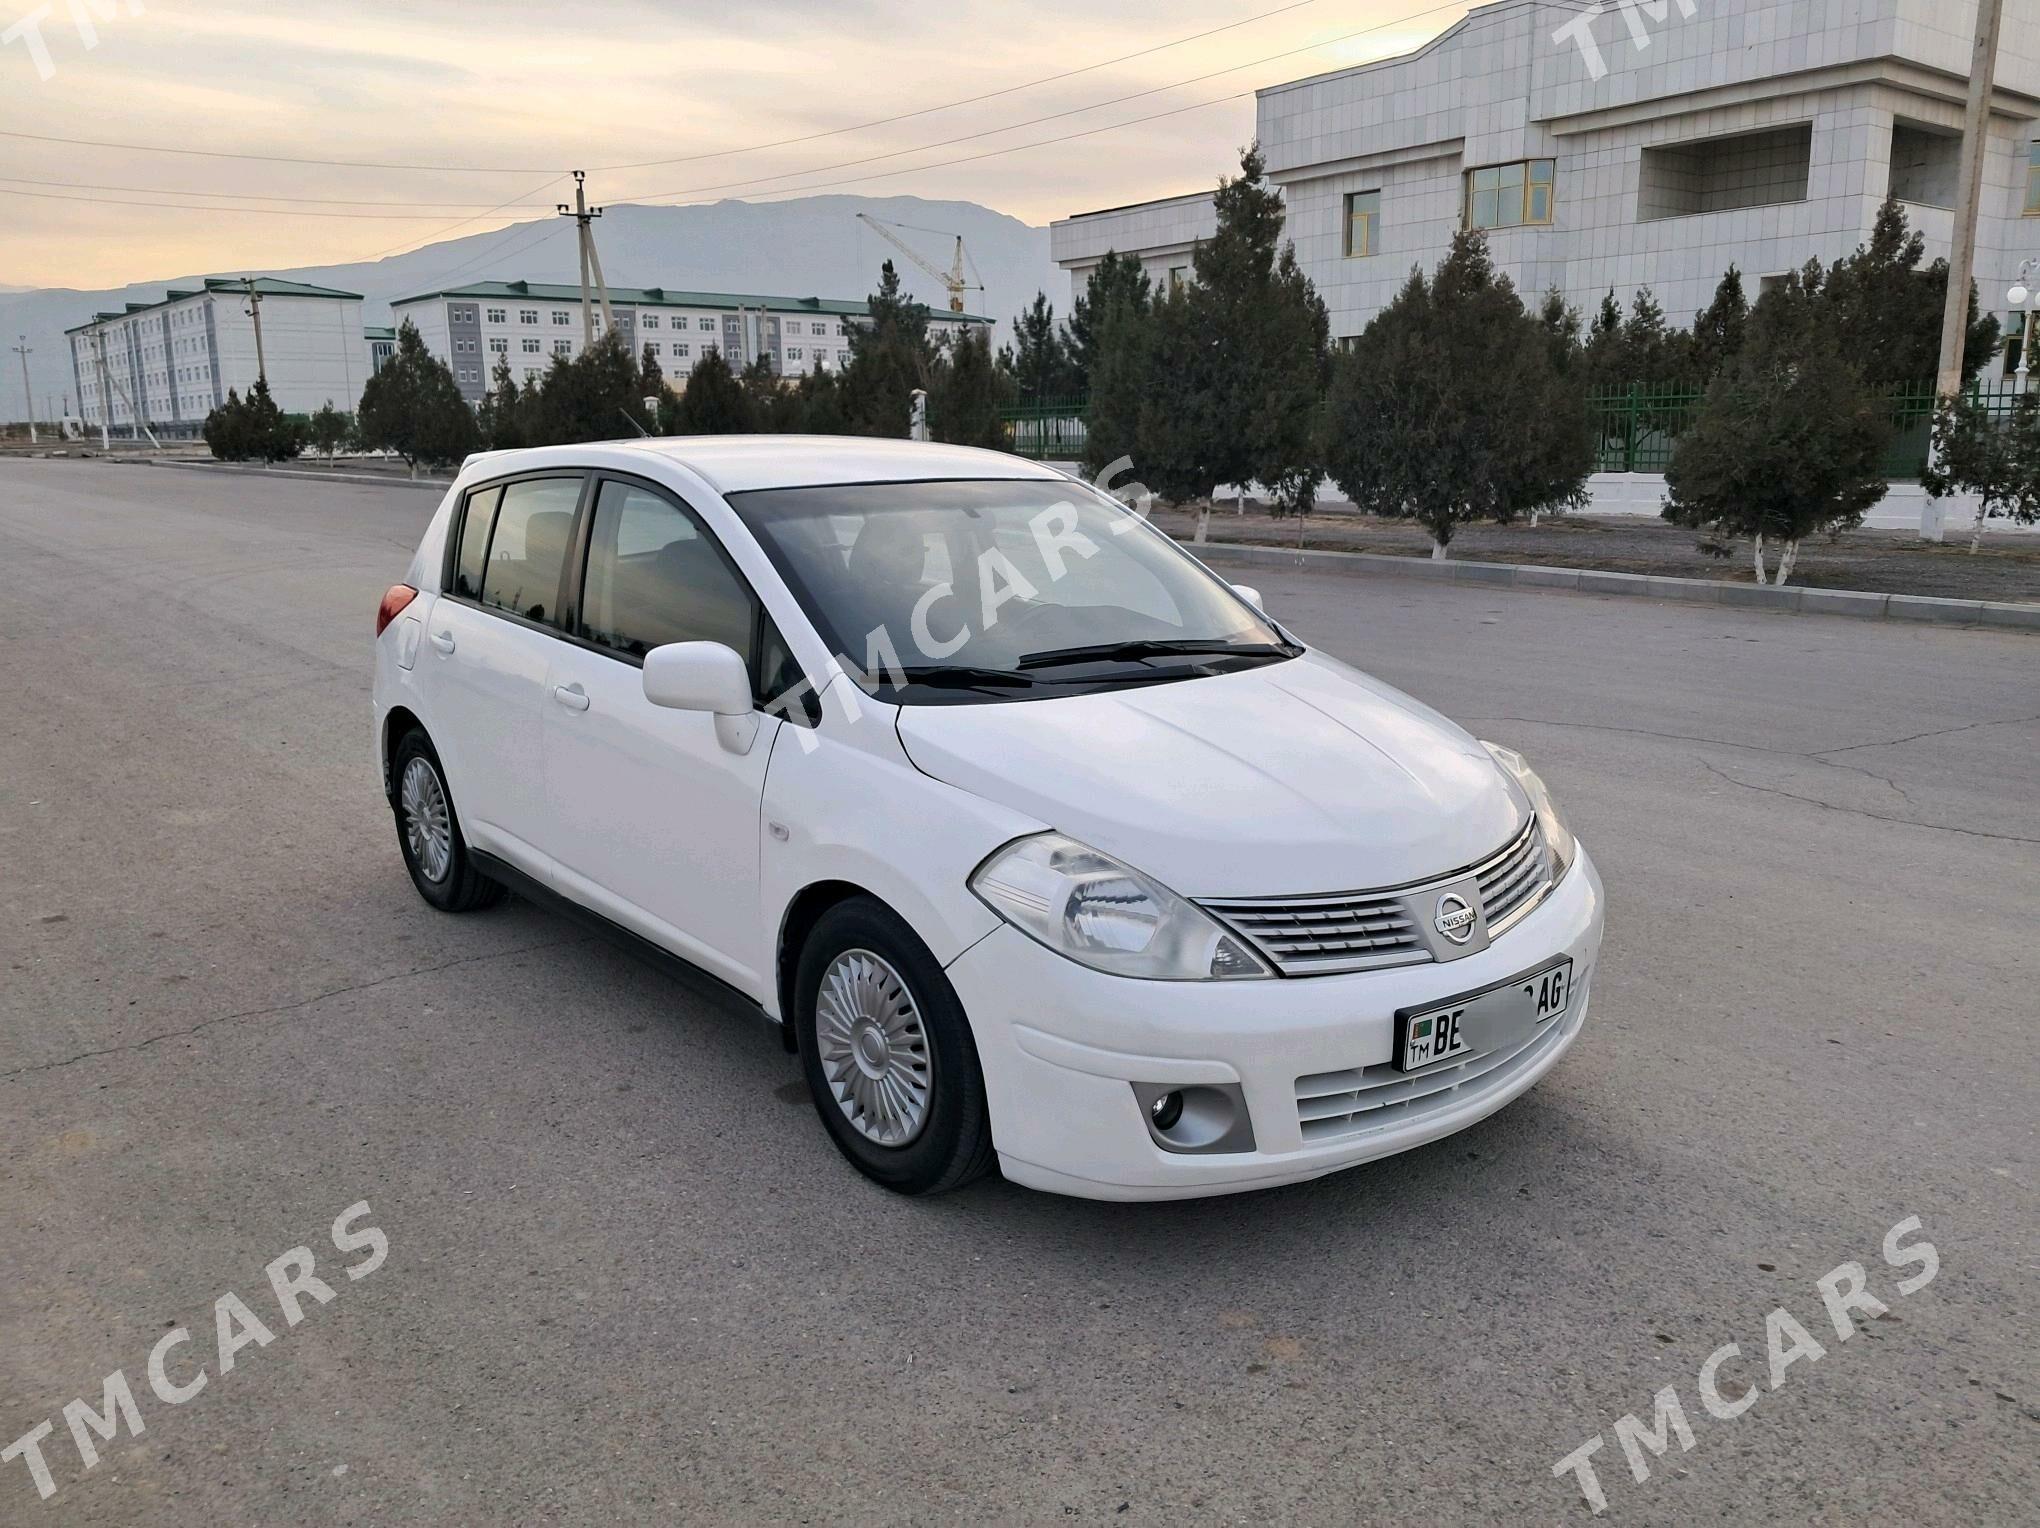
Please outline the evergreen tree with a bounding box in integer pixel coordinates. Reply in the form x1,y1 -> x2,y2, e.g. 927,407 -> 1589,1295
1686,266 -> 1749,385
202,388 -> 249,461
1664,309 -> 1888,585
1138,144 -> 1327,533
478,356 -> 525,449
839,261 -> 934,437
930,324 -> 1008,450
1064,250 -> 1152,395
1921,390 -> 2040,552
1321,232 -> 1592,556
354,320 -> 478,474
740,354 -> 799,431
1078,274 -> 1155,485
665,348 -> 755,434
1008,293 -> 1073,400
1821,199 -> 1998,387
791,357 -> 848,435
241,378 -> 303,462
640,342 -> 666,400
306,400 -> 350,461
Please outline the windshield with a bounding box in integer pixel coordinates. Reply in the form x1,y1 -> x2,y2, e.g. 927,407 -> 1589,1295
726,478 -> 1296,703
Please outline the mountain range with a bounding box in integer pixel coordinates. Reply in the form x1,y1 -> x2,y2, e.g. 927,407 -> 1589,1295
1,195 -> 1065,419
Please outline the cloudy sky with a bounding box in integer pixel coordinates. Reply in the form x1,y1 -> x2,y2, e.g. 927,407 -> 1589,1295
0,0 -> 1477,289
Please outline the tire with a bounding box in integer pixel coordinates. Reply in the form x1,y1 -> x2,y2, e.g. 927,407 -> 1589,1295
390,729 -> 506,913
795,897 -> 995,1195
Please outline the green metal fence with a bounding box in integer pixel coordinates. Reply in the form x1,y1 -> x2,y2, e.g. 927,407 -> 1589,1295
1587,379 -> 2031,480
999,396 -> 1089,460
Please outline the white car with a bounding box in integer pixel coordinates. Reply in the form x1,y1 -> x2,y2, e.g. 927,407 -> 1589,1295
372,437 -> 1604,1200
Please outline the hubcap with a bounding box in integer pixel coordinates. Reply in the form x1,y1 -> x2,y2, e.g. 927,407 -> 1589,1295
400,756 -> 453,885
815,949 -> 933,1147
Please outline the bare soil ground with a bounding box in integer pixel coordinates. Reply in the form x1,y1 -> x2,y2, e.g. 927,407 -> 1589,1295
1150,503 -> 2040,603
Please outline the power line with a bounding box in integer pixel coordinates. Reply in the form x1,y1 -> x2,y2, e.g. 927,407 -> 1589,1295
618,2 -> 1479,204
0,174 -> 537,209
0,127 -> 558,175
0,186 -> 490,220
589,0 -> 1327,171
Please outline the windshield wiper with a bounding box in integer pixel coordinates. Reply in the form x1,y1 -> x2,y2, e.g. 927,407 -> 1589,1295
1015,638 -> 1297,671
888,664 -> 1038,691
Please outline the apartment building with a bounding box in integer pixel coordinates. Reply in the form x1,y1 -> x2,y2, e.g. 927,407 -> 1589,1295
389,280 -> 991,402
65,277 -> 368,438
1052,0 -> 2040,350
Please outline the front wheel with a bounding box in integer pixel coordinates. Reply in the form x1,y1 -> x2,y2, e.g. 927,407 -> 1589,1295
795,898 -> 995,1195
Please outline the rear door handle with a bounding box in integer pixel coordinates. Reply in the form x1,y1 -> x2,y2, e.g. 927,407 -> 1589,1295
553,683 -> 590,712
429,630 -> 456,654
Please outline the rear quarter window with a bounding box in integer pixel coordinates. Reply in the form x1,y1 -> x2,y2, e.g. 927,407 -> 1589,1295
452,486 -> 502,600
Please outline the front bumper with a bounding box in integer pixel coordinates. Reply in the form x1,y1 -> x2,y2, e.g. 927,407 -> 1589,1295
947,846 -> 1605,1200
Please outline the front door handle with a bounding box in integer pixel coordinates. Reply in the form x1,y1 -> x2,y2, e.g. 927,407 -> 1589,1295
553,683 -> 590,712
429,630 -> 456,654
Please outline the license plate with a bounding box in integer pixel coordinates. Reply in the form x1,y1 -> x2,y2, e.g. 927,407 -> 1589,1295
1395,960 -> 1572,1072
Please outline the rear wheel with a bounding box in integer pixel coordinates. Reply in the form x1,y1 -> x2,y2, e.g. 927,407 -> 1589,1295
391,730 -> 505,913
796,898 -> 994,1195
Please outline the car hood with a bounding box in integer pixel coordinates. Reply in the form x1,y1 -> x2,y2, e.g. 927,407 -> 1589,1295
893,650 -> 1525,898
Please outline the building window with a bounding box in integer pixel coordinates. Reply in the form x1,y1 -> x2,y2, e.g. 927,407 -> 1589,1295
788,346 -> 804,361
553,339 -> 572,355
1167,265 -> 1189,290
674,343 -> 690,358
486,308 -> 506,324
522,338 -> 540,353
699,317 -> 714,331
2027,142 -> 2040,214
489,337 -> 508,353
552,310 -> 572,325
520,309 -> 538,324
642,313 -> 660,329
1343,190 -> 1381,256
1465,158 -> 1554,230
644,342 -> 660,356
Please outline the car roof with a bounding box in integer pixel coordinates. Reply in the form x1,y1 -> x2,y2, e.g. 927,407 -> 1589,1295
461,435 -> 1070,496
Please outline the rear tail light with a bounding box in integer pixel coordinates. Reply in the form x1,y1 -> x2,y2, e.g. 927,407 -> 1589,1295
376,584 -> 418,638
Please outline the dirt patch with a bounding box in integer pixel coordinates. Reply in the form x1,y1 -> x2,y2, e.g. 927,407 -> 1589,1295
1149,505 -> 2040,603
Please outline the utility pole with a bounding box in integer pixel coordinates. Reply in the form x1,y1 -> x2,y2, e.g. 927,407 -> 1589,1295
557,172 -> 614,348
1922,0 -> 2004,540
11,335 -> 33,444
92,331 -> 112,450
243,278 -> 268,389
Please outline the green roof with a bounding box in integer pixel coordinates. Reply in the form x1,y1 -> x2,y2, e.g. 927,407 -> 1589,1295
365,325 -> 396,340
65,276 -> 363,334
389,278 -> 990,325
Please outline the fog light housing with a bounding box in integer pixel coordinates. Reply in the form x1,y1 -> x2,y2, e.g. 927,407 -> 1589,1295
1131,1082 -> 1256,1154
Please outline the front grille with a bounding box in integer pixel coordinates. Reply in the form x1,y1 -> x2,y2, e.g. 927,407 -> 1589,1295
1197,815 -> 1557,978
1195,891 -> 1422,975
1293,1000 -> 1582,1144
1474,816 -> 1552,934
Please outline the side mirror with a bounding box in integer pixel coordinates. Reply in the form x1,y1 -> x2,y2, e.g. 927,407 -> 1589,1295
1230,582 -> 1265,612
642,641 -> 759,754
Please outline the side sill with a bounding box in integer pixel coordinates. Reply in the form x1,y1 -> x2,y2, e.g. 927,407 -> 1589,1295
468,849 -> 781,1037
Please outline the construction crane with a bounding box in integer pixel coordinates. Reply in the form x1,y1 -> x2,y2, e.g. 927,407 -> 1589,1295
855,213 -> 983,314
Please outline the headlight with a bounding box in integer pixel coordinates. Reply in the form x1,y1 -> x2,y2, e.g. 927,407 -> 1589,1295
969,832 -> 1271,980
1482,741 -> 1577,881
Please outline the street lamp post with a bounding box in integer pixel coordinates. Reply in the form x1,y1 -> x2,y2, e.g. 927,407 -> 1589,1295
2008,258 -> 2040,392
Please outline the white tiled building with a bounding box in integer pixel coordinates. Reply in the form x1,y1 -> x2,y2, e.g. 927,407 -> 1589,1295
1053,0 -> 2040,353
65,278 -> 368,439
390,281 -> 991,403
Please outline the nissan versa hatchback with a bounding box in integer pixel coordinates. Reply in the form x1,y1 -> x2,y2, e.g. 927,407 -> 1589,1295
372,437 -> 1605,1200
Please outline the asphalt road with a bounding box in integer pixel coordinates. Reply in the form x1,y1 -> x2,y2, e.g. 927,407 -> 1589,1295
2,459 -> 2035,1526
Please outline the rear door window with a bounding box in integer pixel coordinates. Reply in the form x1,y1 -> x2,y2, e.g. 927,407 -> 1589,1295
451,485 -> 501,600
479,477 -> 583,624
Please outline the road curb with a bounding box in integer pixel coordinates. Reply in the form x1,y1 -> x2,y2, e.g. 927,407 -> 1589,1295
143,458 -> 452,492
1195,540 -> 2040,631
